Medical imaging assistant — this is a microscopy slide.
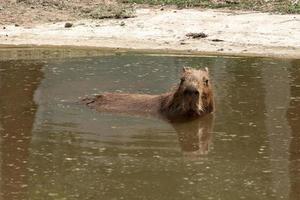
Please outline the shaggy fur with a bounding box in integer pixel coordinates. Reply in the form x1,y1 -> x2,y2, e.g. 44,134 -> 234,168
82,67 -> 214,120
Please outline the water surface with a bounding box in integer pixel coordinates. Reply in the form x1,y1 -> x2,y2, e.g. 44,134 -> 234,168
0,49 -> 299,200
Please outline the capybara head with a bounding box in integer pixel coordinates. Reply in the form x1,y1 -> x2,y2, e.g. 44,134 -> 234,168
164,67 -> 214,118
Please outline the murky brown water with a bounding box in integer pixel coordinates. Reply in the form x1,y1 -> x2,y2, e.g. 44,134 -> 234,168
0,49 -> 300,200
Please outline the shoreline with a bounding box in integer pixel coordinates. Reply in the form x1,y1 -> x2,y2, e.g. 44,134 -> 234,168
0,44 -> 298,60
1,8 -> 300,59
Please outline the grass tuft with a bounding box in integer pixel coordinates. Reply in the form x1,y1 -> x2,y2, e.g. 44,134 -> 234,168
123,0 -> 300,14
87,4 -> 135,19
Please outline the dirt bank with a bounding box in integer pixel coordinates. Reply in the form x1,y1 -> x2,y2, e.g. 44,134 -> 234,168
1,7 -> 300,58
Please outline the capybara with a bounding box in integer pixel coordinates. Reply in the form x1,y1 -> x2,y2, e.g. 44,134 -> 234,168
82,67 -> 214,120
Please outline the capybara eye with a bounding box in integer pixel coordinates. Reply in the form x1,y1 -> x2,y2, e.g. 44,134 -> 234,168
204,79 -> 209,86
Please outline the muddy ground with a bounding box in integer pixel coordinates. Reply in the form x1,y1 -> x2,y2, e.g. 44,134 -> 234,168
0,1 -> 299,58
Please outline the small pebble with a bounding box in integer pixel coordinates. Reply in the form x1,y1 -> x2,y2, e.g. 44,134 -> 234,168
64,22 -> 73,28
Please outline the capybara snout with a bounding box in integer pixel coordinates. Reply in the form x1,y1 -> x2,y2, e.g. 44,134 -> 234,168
183,87 -> 199,96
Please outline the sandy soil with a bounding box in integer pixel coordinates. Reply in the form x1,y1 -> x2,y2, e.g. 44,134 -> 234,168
1,6 -> 300,58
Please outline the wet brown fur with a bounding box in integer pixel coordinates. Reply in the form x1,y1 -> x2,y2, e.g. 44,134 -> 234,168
82,67 -> 214,120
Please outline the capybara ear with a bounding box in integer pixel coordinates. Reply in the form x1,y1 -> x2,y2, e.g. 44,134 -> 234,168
204,67 -> 209,74
182,66 -> 192,73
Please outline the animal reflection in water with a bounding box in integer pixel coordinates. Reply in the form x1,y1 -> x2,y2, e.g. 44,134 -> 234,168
172,114 -> 213,156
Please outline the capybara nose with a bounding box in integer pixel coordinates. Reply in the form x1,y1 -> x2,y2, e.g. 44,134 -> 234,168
184,88 -> 199,96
